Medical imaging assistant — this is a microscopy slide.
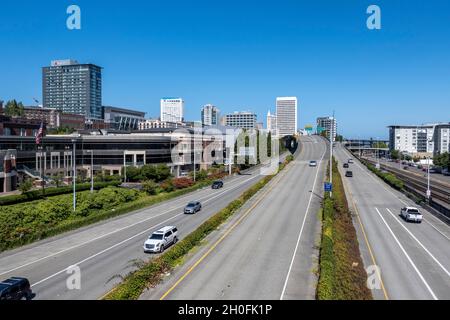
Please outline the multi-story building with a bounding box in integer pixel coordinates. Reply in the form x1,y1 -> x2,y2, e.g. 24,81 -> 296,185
160,98 -> 184,123
0,149 -> 17,193
42,59 -> 103,120
276,97 -> 297,137
201,104 -> 220,126
0,114 -> 43,136
102,106 -> 146,131
23,106 -> 85,129
225,111 -> 257,130
388,125 -> 436,156
317,117 -> 337,142
266,110 -> 277,135
138,119 -> 185,130
434,124 -> 450,154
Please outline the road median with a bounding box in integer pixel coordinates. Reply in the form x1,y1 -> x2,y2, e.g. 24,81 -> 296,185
317,158 -> 372,300
103,157 -> 294,300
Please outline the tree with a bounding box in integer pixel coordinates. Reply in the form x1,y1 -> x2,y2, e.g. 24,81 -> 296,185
53,173 -> 64,187
4,100 -> 25,117
373,141 -> 388,149
335,135 -> 344,142
390,150 -> 400,160
434,152 -> 450,169
18,179 -> 33,194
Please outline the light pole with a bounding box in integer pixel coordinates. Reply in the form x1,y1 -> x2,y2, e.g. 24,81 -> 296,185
123,151 -> 127,183
329,112 -> 334,198
426,156 -> 431,201
71,138 -> 77,212
87,150 -> 94,193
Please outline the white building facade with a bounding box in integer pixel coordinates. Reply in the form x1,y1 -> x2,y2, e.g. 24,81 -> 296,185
388,125 -> 435,156
160,98 -> 184,123
276,97 -> 297,137
266,110 -> 277,135
201,104 -> 220,126
317,117 -> 337,142
225,112 -> 257,130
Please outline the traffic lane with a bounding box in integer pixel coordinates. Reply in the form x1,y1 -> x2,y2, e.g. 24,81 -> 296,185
342,147 -> 450,237
0,169 -> 258,275
378,207 -> 450,299
27,172 -> 269,299
160,138 -> 326,299
0,166 -> 266,276
279,140 -> 327,300
335,146 -> 444,299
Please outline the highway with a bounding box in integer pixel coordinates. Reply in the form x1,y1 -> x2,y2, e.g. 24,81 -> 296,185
142,135 -> 327,300
0,154 -> 287,300
335,144 -> 450,300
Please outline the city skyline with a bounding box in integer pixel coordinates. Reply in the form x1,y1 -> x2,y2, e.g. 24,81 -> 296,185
1,1 -> 450,139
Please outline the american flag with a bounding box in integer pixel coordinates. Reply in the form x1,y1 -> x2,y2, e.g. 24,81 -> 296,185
35,122 -> 44,145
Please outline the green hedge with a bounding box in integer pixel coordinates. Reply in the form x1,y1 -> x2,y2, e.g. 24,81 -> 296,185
104,156 -> 294,300
0,181 -> 121,206
0,180 -> 214,252
317,158 -> 372,300
362,160 -> 404,191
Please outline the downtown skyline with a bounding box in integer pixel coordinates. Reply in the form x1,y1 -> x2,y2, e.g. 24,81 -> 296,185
1,1 -> 450,139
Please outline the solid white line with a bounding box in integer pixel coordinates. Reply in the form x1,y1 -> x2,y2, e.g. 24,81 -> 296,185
385,208 -> 450,278
341,147 -> 450,239
0,174 -> 259,277
280,140 -> 326,300
30,173 -> 266,287
375,207 -> 438,300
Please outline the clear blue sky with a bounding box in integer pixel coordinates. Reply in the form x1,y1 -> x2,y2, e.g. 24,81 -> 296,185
1,0 -> 449,139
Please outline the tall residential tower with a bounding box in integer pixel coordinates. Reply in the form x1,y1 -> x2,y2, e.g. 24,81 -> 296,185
42,60 -> 102,120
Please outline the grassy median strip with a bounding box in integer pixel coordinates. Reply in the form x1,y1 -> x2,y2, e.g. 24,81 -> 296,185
317,158 -> 372,300
103,157 -> 293,300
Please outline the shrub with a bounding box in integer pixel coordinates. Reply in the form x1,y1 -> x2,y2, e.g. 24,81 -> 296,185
142,180 -> 158,195
172,177 -> 194,189
160,179 -> 175,192
18,179 -> 33,194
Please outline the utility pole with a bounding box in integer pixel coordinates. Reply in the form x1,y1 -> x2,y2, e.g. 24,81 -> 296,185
89,150 -> 94,193
330,111 -> 334,198
72,138 -> 77,212
427,156 -> 431,201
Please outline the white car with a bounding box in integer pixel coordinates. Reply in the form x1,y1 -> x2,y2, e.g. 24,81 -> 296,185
309,160 -> 317,167
400,207 -> 423,223
348,159 -> 354,164
143,226 -> 178,253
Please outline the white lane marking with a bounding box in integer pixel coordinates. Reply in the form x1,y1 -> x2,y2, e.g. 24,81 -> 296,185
0,174 -> 260,277
340,147 -> 450,239
280,140 -> 327,300
31,212 -> 183,287
30,173 -> 265,287
375,207 -> 438,300
385,208 -> 450,278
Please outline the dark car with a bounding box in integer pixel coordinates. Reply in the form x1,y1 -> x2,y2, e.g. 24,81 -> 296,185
212,180 -> 224,189
0,277 -> 33,300
184,201 -> 202,214
343,163 -> 349,168
345,171 -> 353,177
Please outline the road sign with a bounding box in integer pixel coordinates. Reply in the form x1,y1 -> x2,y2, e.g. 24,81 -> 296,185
324,182 -> 332,192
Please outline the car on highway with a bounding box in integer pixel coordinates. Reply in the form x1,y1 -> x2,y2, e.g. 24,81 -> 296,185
0,277 -> 33,300
143,226 -> 178,253
348,159 -> 354,164
309,160 -> 317,167
184,201 -> 202,214
212,180 -> 224,189
442,168 -> 450,176
343,163 -> 349,168
400,207 -> 423,223
345,171 -> 353,177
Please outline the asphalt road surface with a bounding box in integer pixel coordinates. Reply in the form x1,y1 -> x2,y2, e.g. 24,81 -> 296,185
335,144 -> 450,300
143,135 -> 327,300
0,155 -> 287,300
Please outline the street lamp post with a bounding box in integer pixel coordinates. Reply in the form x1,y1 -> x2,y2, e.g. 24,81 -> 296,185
87,150 -> 94,193
72,138 -> 77,212
427,156 -> 431,201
